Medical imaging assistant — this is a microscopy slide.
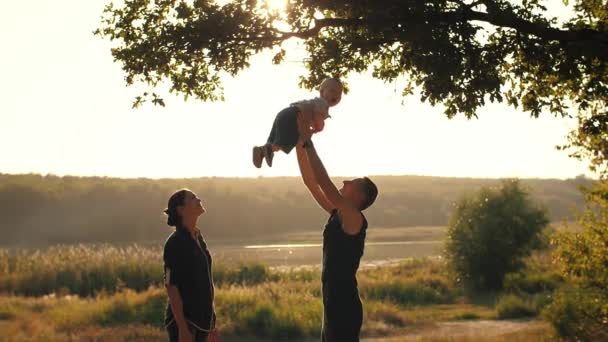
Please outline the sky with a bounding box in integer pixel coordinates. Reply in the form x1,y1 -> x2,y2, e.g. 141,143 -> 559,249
0,0 -> 593,179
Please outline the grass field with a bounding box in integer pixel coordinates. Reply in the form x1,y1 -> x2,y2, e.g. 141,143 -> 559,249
0,246 -> 559,341
0,227 -> 562,341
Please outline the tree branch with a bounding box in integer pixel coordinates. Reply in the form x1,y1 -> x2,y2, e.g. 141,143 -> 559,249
467,7 -> 607,47
278,18 -> 365,39
271,7 -> 607,56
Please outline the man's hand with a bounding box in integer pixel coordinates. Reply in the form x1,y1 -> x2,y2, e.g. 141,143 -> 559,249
303,138 -> 351,211
297,114 -> 313,144
312,119 -> 324,133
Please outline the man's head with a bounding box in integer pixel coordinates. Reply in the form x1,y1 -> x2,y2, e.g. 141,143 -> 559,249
319,78 -> 343,107
339,177 -> 378,211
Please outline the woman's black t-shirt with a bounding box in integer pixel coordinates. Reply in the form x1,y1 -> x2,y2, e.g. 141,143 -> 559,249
163,226 -> 215,332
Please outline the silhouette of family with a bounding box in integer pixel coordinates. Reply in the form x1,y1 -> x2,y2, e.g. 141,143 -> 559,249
162,79 -> 378,342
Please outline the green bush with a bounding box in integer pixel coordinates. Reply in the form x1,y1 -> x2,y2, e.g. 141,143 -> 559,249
445,180 -> 548,290
361,278 -> 454,306
503,270 -> 562,295
453,312 -> 481,320
543,287 -> 608,341
241,304 -> 305,340
214,262 -> 277,286
548,181 -> 608,340
218,283 -> 322,339
496,294 -> 537,319
0,305 -> 17,320
45,289 -> 166,329
95,290 -> 166,327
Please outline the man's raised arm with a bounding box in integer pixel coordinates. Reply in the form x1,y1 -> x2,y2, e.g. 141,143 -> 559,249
302,140 -> 350,210
296,144 -> 334,213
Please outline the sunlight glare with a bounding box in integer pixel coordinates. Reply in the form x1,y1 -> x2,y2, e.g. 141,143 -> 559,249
266,0 -> 287,12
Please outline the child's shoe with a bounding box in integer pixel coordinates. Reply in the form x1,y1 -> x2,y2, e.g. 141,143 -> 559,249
263,144 -> 274,167
252,146 -> 264,168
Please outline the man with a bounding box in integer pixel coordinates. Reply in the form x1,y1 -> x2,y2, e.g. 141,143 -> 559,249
296,139 -> 378,342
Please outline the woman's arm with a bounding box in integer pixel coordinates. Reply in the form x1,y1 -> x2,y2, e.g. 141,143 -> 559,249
164,241 -> 193,342
296,144 -> 334,213
165,285 -> 193,341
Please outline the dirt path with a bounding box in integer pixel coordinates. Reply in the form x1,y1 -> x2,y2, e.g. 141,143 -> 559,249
220,319 -> 551,341
363,320 -> 551,341
0,320 -> 551,341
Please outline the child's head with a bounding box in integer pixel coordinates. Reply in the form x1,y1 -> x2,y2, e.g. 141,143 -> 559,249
319,78 -> 343,107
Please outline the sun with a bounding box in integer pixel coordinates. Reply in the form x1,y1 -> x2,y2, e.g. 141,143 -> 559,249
265,0 -> 287,12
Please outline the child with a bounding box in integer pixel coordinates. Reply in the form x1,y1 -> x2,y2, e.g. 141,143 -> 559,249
253,78 -> 343,168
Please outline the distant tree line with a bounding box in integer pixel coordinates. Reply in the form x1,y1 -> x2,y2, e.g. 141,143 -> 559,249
0,173 -> 592,247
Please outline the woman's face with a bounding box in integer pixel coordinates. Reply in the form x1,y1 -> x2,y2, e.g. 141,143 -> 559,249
178,191 -> 205,220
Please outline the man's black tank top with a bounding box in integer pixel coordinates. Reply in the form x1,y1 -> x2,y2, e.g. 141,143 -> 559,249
322,209 -> 367,301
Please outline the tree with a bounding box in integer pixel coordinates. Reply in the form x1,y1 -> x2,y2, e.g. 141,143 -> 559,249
444,180 -> 548,290
544,181 -> 608,340
560,104 -> 608,178
96,0 -> 607,119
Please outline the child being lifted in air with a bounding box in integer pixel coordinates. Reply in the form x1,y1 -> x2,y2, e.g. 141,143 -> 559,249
252,78 -> 344,168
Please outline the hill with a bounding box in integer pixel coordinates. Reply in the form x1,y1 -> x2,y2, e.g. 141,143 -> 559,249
0,173 -> 592,246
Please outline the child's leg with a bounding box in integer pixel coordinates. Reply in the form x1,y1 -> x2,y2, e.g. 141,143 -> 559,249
262,107 -> 299,167
252,144 -> 278,168
267,109 -> 299,155
252,114 -> 280,169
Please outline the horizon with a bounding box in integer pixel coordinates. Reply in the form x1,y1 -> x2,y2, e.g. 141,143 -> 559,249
1,171 -> 593,181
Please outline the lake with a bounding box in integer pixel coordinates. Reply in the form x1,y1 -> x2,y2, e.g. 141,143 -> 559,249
210,226 -> 446,267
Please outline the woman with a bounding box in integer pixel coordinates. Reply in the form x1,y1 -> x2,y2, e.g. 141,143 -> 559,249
163,189 -> 218,342
295,139 -> 378,342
